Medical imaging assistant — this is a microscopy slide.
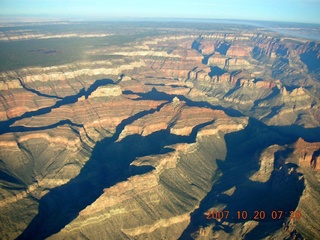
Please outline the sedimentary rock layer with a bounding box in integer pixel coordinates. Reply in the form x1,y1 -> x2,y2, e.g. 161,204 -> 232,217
0,22 -> 319,239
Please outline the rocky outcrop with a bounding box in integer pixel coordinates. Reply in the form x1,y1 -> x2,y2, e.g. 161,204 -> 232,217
226,45 -> 250,57
294,138 -> 320,170
47,116 -> 247,240
0,22 -> 319,240
269,138 -> 320,239
259,87 -> 320,127
250,145 -> 280,182
198,39 -> 215,55
0,60 -> 145,89
88,85 -> 122,98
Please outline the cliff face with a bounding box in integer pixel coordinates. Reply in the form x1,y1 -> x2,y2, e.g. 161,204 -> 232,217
0,22 -> 319,240
48,119 -> 246,240
263,139 -> 320,239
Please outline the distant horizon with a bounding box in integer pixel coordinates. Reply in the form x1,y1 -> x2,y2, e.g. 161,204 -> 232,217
0,16 -> 320,27
1,0 -> 320,25
0,16 -> 319,41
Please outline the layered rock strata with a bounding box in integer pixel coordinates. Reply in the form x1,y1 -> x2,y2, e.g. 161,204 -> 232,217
0,23 -> 319,239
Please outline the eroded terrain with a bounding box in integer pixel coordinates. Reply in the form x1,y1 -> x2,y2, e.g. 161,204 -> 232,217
0,21 -> 320,239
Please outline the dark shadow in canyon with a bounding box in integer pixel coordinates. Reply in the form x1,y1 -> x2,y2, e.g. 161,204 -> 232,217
300,50 -> 320,72
16,99 -> 215,240
123,88 -> 244,118
311,148 -> 320,169
202,53 -> 214,65
275,46 -> 289,57
179,118 -> 306,240
270,125 -> 320,143
215,42 -> 230,55
252,46 -> 267,62
259,105 -> 284,122
9,119 -> 83,132
253,87 -> 280,107
0,78 -> 114,135
8,85 -> 320,239
209,66 -> 226,78
145,83 -> 165,86
17,78 -> 63,99
124,88 -> 320,143
191,39 -> 202,53
0,169 -> 26,188
145,83 -> 189,89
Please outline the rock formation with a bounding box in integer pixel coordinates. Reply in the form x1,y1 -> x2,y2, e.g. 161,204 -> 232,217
0,21 -> 319,240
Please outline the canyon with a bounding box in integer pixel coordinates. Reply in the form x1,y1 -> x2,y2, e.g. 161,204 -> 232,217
0,21 -> 319,239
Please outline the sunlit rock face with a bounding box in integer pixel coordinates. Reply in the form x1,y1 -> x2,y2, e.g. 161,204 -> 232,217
0,21 -> 319,240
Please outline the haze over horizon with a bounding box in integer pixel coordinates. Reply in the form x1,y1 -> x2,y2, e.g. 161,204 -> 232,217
0,0 -> 320,24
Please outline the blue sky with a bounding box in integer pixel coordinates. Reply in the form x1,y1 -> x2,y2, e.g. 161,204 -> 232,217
0,0 -> 320,24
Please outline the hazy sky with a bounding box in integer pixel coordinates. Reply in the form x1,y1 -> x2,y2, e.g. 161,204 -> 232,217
0,0 -> 320,24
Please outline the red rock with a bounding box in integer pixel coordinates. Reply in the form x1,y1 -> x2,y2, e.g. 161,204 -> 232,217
219,73 -> 231,82
199,40 -> 215,55
227,46 -> 249,57
255,80 -> 276,89
294,138 -> 320,170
